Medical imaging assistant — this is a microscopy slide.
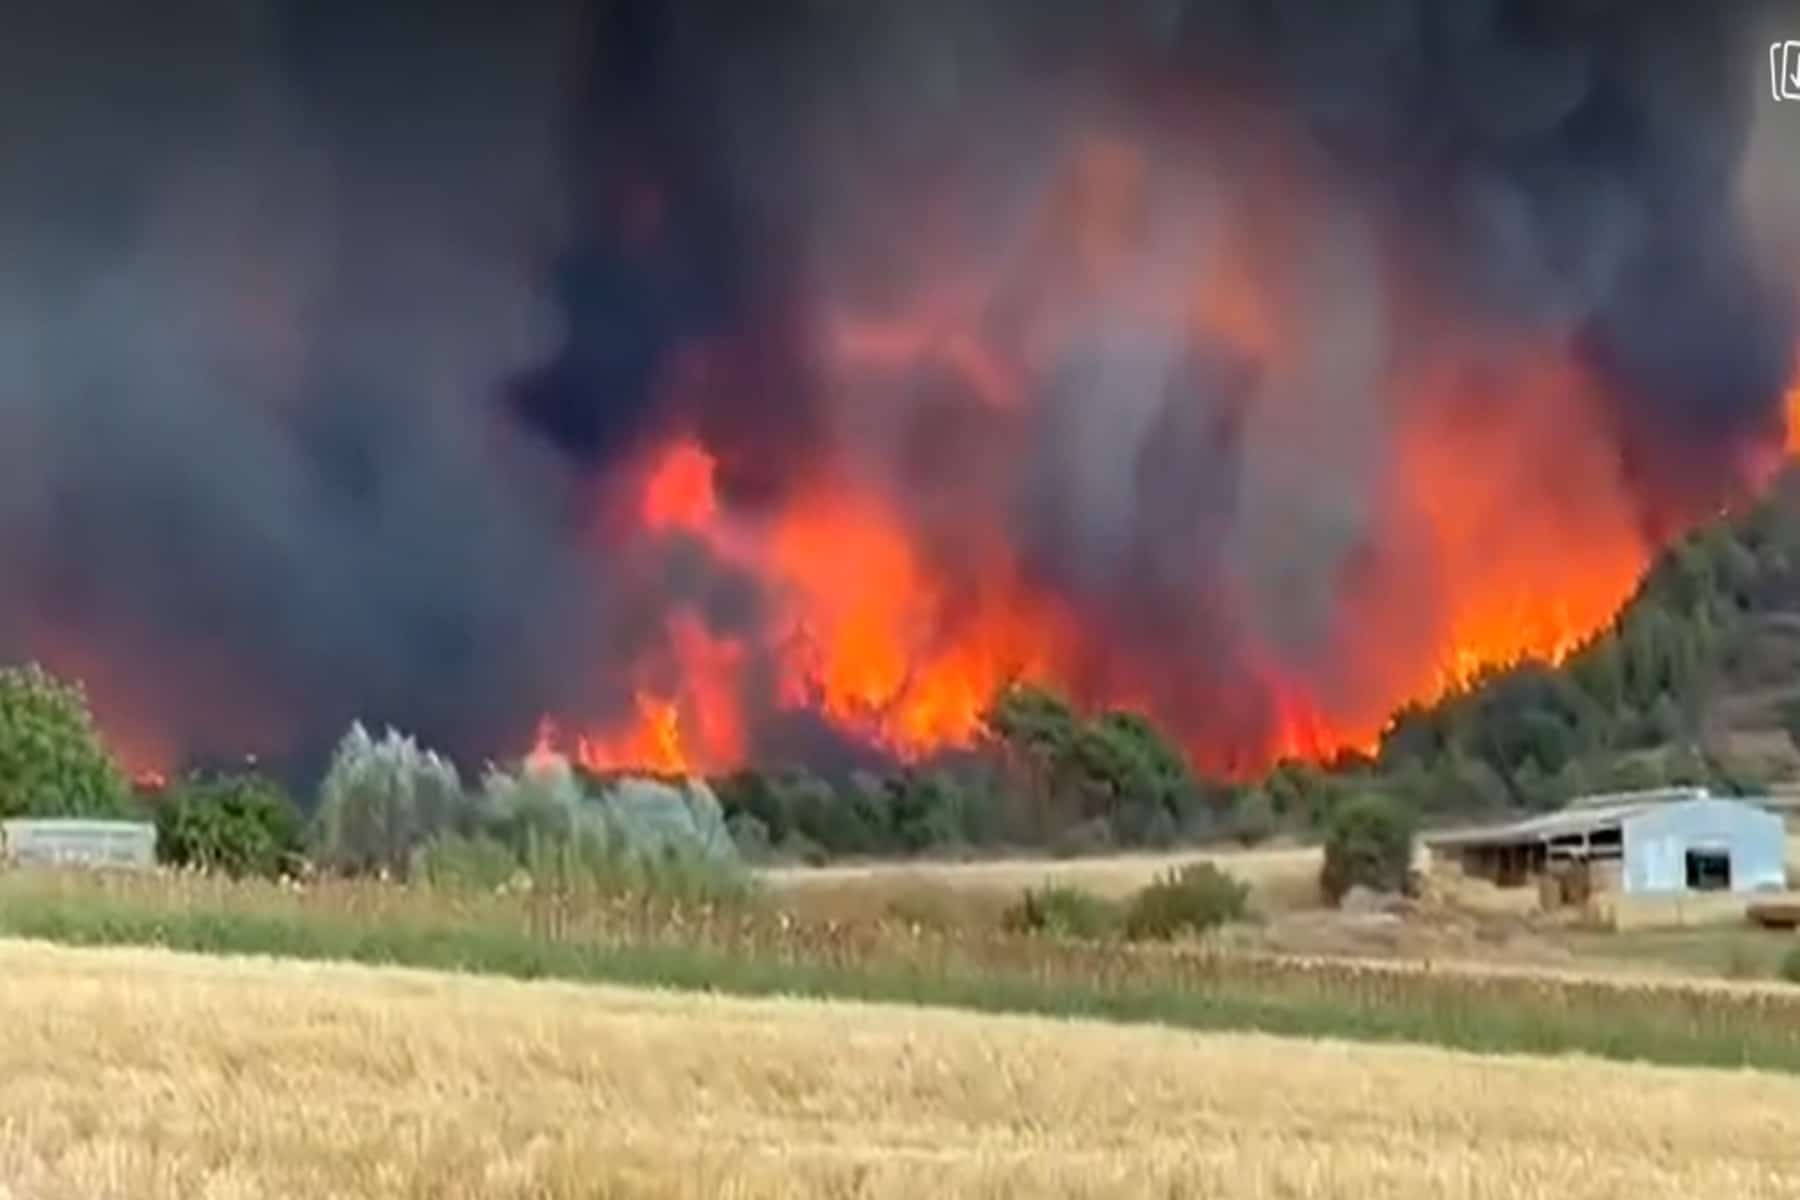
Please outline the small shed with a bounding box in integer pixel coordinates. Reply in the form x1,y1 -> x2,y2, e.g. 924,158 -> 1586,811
0,819 -> 158,870
1426,790 -> 1785,898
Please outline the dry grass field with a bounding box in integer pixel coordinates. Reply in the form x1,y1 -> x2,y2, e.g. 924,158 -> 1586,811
764,843 -> 1322,913
4,940 -> 1800,1199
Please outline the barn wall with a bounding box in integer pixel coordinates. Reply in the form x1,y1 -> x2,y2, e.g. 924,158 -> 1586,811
1620,800 -> 1785,895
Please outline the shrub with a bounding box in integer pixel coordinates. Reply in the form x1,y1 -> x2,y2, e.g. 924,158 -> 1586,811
0,663 -> 130,819
1320,792 -> 1417,904
726,812 -> 773,862
416,832 -> 523,891
460,753 -> 747,900
1780,945 -> 1800,986
1122,862 -> 1249,941
885,770 -> 974,854
155,771 -> 302,879
1049,816 -> 1114,859
311,723 -> 465,878
518,832 -> 752,906
718,767 -> 881,858
777,831 -> 829,867
1263,762 -> 1346,831
1230,787 -> 1277,846
604,775 -> 738,864
478,753 -> 589,847
1001,884 -> 1120,940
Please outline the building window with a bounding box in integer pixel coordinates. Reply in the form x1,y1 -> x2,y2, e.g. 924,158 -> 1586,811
1684,848 -> 1732,892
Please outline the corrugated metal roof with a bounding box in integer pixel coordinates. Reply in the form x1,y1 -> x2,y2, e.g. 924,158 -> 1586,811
1564,785 -> 1710,810
1426,802 -> 1657,849
1426,787 -> 1784,851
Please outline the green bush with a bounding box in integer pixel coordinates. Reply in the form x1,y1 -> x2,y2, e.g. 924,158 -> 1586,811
726,812 -> 773,862
519,833 -> 753,906
0,663 -> 130,819
716,767 -> 887,857
1001,884 -> 1120,940
1320,793 -> 1416,903
155,771 -> 303,879
777,831 -> 829,867
1122,862 -> 1248,941
416,833 -> 521,890
1230,787 -> 1277,846
1780,945 -> 1800,986
884,770 -> 976,854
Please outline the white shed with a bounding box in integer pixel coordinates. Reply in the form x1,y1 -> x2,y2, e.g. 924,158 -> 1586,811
0,819 -> 158,870
1427,790 -> 1786,896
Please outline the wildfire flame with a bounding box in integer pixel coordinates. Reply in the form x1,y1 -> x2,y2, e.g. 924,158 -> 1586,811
539,129 -> 1765,780
1787,375 -> 1800,459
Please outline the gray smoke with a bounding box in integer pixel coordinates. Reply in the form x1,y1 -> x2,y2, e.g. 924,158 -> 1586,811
0,0 -> 1794,772
0,1 -> 608,768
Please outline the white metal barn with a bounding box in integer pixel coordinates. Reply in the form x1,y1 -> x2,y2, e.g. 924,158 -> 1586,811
1427,789 -> 1786,897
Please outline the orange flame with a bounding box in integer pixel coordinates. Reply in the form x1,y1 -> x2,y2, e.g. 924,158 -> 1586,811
544,607 -> 748,776
640,440 -> 718,533
1391,354 -> 1651,700
1786,375 -> 1800,459
534,131 -> 1800,779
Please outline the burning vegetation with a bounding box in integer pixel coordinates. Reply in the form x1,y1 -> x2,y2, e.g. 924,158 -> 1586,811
0,2 -> 1796,786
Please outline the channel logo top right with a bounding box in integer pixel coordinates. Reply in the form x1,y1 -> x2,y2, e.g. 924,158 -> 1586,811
1775,40 -> 1800,102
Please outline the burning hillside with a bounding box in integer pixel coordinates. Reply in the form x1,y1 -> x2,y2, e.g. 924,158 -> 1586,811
1,2 -> 1796,781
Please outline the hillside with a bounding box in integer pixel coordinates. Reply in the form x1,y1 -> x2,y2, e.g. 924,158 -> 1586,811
702,470 -> 1800,861
1368,466 -> 1800,817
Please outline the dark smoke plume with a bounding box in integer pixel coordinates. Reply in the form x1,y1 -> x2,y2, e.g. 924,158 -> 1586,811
0,1 -> 1794,776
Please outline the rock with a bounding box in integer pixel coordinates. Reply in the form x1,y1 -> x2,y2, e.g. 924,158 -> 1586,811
1339,884 -> 1406,915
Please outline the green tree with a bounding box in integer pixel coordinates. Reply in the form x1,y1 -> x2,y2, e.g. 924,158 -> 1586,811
1430,754 -> 1511,818
0,663 -> 130,819
983,684 -> 1082,837
882,769 -> 970,853
712,769 -> 797,845
1508,756 -> 1555,810
1263,760 -> 1346,829
311,723 -> 465,878
1319,793 -> 1416,903
1229,786 -> 1277,846
1647,691 -> 1687,744
155,771 -> 303,879
984,686 -> 1204,850
1079,710 -> 1197,845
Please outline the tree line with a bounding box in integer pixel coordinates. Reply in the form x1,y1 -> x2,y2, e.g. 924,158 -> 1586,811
6,469 -> 1798,873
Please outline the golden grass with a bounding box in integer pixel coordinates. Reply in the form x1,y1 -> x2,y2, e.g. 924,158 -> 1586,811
5,940 -> 1800,1199
764,844 -> 1322,909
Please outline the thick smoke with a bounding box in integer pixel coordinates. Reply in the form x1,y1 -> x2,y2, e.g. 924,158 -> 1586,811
0,2 -> 605,771
1,1 -> 1795,774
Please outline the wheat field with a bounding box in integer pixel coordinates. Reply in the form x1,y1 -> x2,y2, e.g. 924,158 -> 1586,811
3,940 -> 1800,1198
764,843 -> 1323,904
